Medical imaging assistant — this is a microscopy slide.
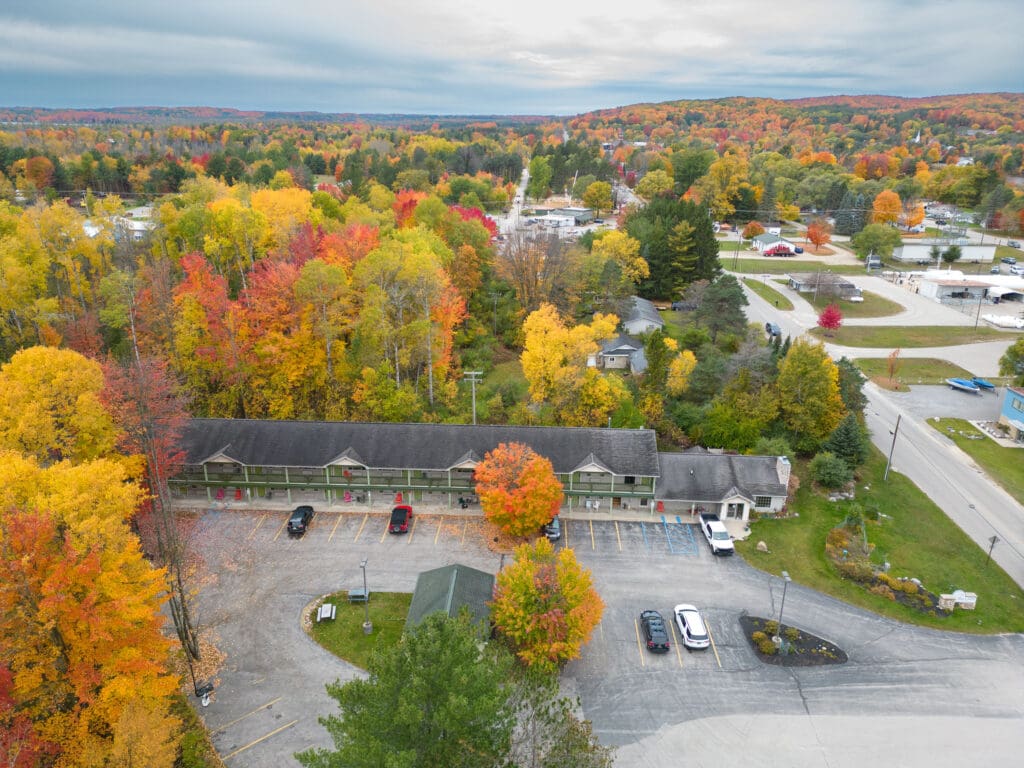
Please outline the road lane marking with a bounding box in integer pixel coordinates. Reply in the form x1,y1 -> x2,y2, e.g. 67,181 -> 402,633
272,516 -> 289,541
434,516 -> 444,545
672,618 -> 684,668
634,618 -> 645,668
707,621 -> 722,668
328,513 -> 343,543
211,697 -> 281,735
222,719 -> 298,761
614,521 -> 622,552
353,513 -> 368,543
589,519 -> 595,550
246,514 -> 266,540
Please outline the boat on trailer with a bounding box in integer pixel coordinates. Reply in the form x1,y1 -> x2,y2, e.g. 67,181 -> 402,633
947,378 -> 981,394
971,377 -> 995,391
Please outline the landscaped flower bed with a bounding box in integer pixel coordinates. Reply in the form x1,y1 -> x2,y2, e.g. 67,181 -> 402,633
739,614 -> 847,667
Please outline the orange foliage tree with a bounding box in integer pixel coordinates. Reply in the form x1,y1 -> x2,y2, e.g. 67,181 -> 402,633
741,220 -> 764,239
474,442 -> 563,536
806,219 -> 833,252
490,537 -> 604,672
872,190 -> 902,225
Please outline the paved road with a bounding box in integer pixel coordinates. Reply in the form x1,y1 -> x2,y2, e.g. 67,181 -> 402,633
865,385 -> 1024,587
189,510 -> 1024,767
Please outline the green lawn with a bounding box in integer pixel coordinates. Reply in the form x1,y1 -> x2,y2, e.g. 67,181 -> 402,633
737,451 -> 1024,633
806,290 -> 904,318
852,357 -> 978,389
309,592 -> 412,669
729,258 -> 866,275
809,325 -> 1014,347
742,277 -> 794,310
928,418 -> 1024,506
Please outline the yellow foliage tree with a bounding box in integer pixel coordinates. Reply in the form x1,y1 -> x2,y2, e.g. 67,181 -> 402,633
590,230 -> 649,287
491,537 -> 604,673
0,346 -> 117,464
666,349 -> 698,396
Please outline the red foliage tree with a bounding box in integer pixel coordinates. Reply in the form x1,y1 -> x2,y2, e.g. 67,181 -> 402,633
818,303 -> 843,334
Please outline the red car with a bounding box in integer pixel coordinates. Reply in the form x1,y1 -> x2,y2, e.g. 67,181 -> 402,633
388,505 -> 413,534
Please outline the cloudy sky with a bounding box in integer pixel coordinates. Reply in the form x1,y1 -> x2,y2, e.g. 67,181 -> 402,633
1,1 -> 1021,116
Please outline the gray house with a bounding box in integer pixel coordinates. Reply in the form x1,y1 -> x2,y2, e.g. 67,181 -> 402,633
587,334 -> 647,373
623,296 -> 664,335
655,452 -> 790,522
405,564 -> 495,631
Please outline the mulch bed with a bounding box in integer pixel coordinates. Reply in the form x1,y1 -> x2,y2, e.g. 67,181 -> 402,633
739,614 -> 848,667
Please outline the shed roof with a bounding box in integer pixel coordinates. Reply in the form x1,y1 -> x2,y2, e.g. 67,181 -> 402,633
180,419 -> 661,477
405,564 -> 495,630
657,452 -> 786,502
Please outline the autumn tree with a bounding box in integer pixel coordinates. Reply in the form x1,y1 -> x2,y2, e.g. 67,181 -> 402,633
806,218 -> 832,251
491,537 -> 604,672
0,509 -> 180,766
582,180 -> 613,216
474,442 -> 564,536
635,169 -> 674,201
871,189 -> 902,225
775,339 -> 845,453
817,303 -> 843,334
741,220 -> 765,239
0,346 -> 117,464
887,348 -> 903,384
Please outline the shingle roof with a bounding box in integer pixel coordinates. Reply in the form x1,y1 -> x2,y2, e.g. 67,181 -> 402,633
180,419 -> 661,477
405,564 -> 495,630
625,296 -> 664,329
657,452 -> 786,502
599,334 -> 642,355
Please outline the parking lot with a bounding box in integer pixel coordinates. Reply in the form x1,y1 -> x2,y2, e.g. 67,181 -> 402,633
189,509 -> 1024,767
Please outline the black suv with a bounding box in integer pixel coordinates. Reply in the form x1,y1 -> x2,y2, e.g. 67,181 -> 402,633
639,610 -> 671,653
287,505 -> 314,536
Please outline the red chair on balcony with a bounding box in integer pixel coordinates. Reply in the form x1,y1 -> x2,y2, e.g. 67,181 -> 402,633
234,488 -> 243,501
215,488 -> 225,501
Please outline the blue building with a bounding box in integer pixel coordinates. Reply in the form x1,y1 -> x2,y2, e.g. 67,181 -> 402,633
997,386 -> 1024,443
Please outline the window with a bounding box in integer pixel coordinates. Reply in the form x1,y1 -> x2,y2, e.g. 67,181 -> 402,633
624,475 -> 636,485
754,496 -> 772,509
1012,397 -> 1024,414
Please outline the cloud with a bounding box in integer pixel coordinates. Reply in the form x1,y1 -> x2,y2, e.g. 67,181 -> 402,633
0,1 -> 1020,113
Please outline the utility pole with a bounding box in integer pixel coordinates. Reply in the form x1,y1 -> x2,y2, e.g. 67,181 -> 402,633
884,413 -> 902,481
463,371 -> 483,425
986,535 -> 999,566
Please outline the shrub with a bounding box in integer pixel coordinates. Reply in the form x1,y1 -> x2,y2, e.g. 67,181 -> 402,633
836,558 -> 876,583
751,630 -> 768,644
810,451 -> 853,489
869,583 -> 896,600
784,627 -> 800,643
900,580 -> 920,595
764,620 -> 779,636
758,639 -> 778,655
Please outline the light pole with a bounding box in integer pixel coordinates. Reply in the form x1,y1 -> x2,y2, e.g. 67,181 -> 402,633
986,535 -> 999,566
776,570 -> 791,653
974,288 -> 985,330
884,414 -> 902,481
360,559 -> 372,634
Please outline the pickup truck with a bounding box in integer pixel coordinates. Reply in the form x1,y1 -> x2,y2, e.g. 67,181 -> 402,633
699,513 -> 735,556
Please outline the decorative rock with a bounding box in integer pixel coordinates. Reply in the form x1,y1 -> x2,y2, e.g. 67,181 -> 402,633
756,540 -> 769,553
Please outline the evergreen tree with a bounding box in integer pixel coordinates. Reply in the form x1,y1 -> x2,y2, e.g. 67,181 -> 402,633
758,176 -> 777,223
835,357 -> 867,415
833,190 -> 858,235
822,412 -> 869,468
695,275 -> 748,342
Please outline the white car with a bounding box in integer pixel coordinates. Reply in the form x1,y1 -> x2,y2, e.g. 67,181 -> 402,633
674,604 -> 710,650
1010,265 -> 1024,276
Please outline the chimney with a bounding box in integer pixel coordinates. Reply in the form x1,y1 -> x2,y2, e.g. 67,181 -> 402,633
776,456 -> 791,486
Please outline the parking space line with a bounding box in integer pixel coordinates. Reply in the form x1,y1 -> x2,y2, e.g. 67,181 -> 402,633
380,519 -> 389,543
272,516 -> 289,541
434,516 -> 444,545
640,521 -> 650,551
564,519 -> 570,549
408,516 -> 418,542
353,513 -> 368,543
671,619 -> 684,668
707,621 -> 722,669
589,520 -> 595,550
660,516 -> 676,554
614,521 -> 622,552
222,719 -> 298,761
211,697 -> 281,735
246,514 -> 266,540
461,519 -> 468,546
634,618 -> 645,668
328,513 -> 343,543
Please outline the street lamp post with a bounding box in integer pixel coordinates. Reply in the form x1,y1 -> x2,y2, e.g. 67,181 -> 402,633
360,559 -> 372,634
776,570 -> 791,653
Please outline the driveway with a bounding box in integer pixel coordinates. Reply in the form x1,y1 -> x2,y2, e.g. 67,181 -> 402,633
189,509 -> 1024,767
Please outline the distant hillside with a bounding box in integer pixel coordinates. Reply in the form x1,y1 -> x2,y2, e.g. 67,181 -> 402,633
0,105 -> 551,128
